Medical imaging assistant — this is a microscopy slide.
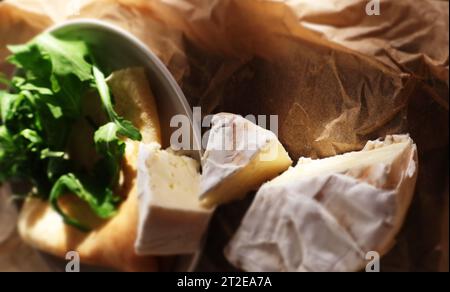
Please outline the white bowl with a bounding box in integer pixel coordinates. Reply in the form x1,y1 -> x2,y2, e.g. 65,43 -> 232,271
32,19 -> 203,272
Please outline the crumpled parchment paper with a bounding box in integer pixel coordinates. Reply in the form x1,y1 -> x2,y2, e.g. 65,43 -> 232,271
0,0 -> 448,272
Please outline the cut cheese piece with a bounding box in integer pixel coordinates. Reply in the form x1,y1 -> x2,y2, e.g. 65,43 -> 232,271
135,143 -> 212,255
225,135 -> 418,272
108,67 -> 161,144
200,113 -> 292,208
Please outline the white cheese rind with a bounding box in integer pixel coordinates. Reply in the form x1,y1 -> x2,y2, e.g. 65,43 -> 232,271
135,143 -> 212,255
225,135 -> 418,272
200,113 -> 292,207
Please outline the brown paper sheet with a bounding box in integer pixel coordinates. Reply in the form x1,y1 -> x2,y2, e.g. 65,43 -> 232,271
290,0 -> 449,103
0,0 -> 448,272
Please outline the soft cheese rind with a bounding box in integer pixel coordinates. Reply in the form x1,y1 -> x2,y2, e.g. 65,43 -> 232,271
200,113 -> 292,207
225,135 -> 418,272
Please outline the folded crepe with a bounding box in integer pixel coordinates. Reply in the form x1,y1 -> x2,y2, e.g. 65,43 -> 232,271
18,68 -> 161,272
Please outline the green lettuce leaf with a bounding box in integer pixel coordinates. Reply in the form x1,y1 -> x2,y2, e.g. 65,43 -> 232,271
50,173 -> 121,232
92,66 -> 142,141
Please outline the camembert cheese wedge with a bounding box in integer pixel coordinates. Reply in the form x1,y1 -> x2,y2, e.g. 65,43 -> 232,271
200,113 -> 292,207
225,135 -> 418,272
135,143 -> 212,255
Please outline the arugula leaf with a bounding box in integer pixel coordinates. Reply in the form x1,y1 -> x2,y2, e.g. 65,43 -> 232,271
0,126 -> 27,182
7,43 -> 52,80
53,74 -> 87,118
50,173 -> 121,232
32,96 -> 70,149
92,66 -> 142,141
8,34 -> 93,119
40,148 -> 65,159
0,91 -> 20,124
8,33 -> 92,82
20,129 -> 43,152
94,122 -> 126,186
1,92 -> 43,141
94,123 -> 125,157
15,82 -> 53,95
